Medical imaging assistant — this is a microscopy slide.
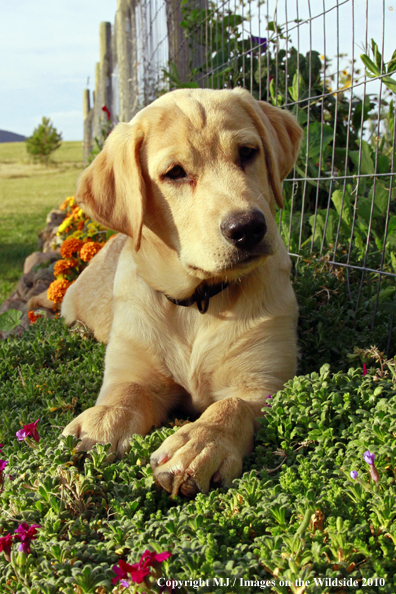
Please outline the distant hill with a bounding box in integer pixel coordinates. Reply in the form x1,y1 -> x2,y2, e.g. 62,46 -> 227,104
0,130 -> 26,143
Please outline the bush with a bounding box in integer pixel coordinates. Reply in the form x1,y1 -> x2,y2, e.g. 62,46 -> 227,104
25,117 -> 62,166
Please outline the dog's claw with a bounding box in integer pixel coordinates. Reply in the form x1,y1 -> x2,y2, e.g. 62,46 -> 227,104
180,477 -> 199,498
154,471 -> 174,493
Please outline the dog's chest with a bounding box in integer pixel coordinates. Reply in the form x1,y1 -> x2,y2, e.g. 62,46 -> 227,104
153,308 -> 228,404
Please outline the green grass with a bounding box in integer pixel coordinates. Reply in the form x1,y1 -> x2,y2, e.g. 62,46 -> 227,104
0,141 -> 83,303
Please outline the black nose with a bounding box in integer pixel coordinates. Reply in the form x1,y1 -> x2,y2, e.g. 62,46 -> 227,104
220,210 -> 267,251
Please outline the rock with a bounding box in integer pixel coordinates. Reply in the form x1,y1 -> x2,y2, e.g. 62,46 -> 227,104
0,207 -> 66,341
0,290 -> 27,315
16,271 -> 35,301
46,209 -> 65,226
23,251 -> 58,274
43,231 -> 63,253
26,279 -> 53,302
37,208 -> 67,251
33,264 -> 55,284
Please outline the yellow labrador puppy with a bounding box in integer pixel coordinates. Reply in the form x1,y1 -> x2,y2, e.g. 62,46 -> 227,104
61,88 -> 302,497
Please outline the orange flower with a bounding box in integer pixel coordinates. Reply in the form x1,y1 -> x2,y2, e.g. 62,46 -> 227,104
27,311 -> 41,324
60,195 -> 75,211
60,238 -> 84,258
54,258 -> 78,277
80,241 -> 103,262
47,279 -> 71,304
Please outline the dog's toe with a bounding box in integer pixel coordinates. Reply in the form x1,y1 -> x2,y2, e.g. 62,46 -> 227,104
154,471 -> 174,493
180,477 -> 200,498
150,420 -> 244,497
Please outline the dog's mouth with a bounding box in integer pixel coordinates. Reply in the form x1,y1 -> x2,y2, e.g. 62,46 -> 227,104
187,247 -> 272,278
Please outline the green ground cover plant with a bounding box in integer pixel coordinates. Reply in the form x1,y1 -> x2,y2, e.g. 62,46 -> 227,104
0,258 -> 395,594
0,141 -> 83,303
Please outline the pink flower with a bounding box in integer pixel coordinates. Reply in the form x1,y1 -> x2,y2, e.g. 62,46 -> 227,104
0,533 -> 13,560
112,559 -> 132,586
363,363 -> 368,376
113,550 -> 172,586
0,445 -> 8,493
140,549 -> 172,567
14,523 -> 41,554
113,559 -> 150,585
16,419 -> 40,442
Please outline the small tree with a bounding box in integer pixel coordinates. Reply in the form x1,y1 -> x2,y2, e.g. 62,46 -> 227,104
25,117 -> 62,165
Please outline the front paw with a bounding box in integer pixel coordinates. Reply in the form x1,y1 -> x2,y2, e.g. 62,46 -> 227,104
150,421 -> 244,497
62,405 -> 142,456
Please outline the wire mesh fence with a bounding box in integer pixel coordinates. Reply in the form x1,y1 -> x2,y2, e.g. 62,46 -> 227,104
85,0 -> 396,351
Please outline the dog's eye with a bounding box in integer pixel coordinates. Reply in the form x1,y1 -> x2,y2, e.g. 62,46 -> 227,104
239,146 -> 257,162
166,166 -> 187,180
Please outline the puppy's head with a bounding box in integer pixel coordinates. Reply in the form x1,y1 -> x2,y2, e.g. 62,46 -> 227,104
76,88 -> 302,291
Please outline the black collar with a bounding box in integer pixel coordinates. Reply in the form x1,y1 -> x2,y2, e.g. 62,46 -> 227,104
165,281 -> 230,314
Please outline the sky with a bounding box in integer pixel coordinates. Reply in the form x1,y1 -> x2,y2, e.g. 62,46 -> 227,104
1,0 -> 395,142
1,1 -> 117,141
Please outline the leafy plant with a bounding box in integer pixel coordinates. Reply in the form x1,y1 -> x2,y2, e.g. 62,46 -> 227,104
0,309 -> 23,333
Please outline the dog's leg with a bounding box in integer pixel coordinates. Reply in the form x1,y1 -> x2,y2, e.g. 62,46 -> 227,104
151,314 -> 296,497
62,383 -> 163,456
63,336 -> 180,456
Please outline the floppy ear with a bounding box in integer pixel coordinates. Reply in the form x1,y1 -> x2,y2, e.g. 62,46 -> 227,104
255,101 -> 302,209
76,122 -> 146,251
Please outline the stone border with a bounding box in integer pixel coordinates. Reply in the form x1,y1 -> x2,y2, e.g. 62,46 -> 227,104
0,209 -> 67,340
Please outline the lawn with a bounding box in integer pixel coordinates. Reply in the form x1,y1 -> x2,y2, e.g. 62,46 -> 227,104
0,141 -> 83,304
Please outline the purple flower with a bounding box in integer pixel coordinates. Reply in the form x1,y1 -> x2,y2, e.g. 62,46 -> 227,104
364,450 -> 379,483
14,523 -> 41,555
364,451 -> 375,466
16,419 -> 40,442
350,470 -> 358,480
248,36 -> 268,56
0,460 -> 8,472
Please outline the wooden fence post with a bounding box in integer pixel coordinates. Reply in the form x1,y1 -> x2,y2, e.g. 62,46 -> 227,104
116,0 -> 133,122
129,0 -> 139,116
83,89 -> 93,165
166,0 -> 189,84
93,62 -> 101,141
166,0 -> 206,86
100,22 -> 113,115
93,22 -> 113,140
